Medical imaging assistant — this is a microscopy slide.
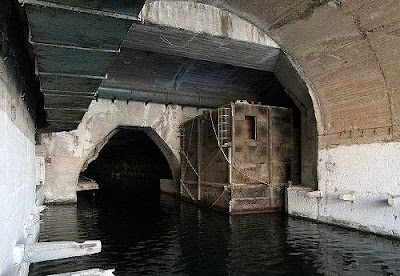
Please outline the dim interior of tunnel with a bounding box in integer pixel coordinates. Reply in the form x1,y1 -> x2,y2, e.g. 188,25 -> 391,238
6,0 -> 400,275
66,1 -> 320,207
90,1 -> 320,192
80,127 -> 175,203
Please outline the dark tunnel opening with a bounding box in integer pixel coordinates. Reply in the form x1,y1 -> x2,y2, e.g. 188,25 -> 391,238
81,128 -> 173,204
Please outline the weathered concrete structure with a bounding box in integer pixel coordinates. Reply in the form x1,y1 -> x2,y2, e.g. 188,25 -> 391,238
2,0 -> 400,274
35,1 -> 400,238
0,1 -> 43,275
82,127 -> 174,200
47,269 -> 115,276
38,100 -> 202,203
180,101 -> 293,213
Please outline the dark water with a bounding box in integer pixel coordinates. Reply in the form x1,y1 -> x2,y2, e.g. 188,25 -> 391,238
29,194 -> 400,276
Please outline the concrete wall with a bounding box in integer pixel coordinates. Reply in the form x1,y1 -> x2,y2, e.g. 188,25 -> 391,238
142,1 -> 279,49
180,102 -> 293,212
274,54 -> 318,188
169,0 -> 399,145
287,142 -> 400,238
0,1 -> 41,274
232,103 -> 293,185
39,99 -> 202,203
0,43 -> 37,276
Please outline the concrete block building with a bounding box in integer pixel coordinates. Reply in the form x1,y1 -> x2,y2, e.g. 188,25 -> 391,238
180,101 -> 294,213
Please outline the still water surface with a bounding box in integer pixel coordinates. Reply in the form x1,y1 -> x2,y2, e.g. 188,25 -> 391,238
30,194 -> 400,276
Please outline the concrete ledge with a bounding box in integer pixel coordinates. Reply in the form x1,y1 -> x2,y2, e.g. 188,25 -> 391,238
286,186 -> 319,220
47,269 -> 115,276
15,241 -> 101,264
160,179 -> 179,195
35,185 -> 46,206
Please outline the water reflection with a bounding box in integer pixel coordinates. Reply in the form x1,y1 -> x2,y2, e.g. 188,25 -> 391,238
29,194 -> 400,276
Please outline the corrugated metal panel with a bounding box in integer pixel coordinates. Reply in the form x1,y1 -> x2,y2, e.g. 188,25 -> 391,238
21,0 -> 144,131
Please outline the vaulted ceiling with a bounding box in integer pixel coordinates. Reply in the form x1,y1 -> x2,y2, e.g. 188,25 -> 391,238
21,0 -> 400,148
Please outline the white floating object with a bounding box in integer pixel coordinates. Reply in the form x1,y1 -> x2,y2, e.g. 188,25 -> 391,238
306,191 -> 323,198
14,240 -> 101,264
387,196 -> 400,207
47,269 -> 115,276
339,193 -> 356,201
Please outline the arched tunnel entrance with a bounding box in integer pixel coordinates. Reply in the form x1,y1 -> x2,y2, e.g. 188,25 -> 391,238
81,127 -> 174,203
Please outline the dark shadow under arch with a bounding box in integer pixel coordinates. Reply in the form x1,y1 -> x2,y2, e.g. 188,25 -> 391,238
81,126 -> 181,199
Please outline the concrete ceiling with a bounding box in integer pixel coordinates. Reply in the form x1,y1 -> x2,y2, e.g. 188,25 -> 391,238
97,21 -> 282,108
23,1 -> 281,131
99,48 -> 277,108
123,22 -> 280,72
22,0 -> 145,131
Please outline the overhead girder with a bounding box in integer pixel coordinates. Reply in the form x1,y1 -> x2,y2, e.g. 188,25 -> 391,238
22,0 -> 282,131
98,48 -> 277,108
20,0 -> 145,131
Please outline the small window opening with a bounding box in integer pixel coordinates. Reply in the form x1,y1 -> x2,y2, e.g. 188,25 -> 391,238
244,116 -> 256,140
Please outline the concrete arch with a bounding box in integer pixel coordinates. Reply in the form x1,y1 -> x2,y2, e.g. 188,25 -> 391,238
142,0 -> 324,136
140,0 -> 320,187
136,1 -> 400,237
81,126 -> 181,188
41,100 -> 202,203
144,0 -> 399,146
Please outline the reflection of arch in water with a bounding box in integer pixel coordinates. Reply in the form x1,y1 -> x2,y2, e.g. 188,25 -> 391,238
81,126 -> 181,194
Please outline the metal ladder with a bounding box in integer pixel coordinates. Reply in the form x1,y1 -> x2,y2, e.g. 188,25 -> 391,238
217,107 -> 231,147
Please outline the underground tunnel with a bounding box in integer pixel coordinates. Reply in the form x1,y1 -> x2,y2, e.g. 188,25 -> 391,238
4,0 -> 400,275
81,128 -> 173,203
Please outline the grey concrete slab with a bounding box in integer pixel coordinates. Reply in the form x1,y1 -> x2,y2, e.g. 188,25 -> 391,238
41,0 -> 145,17
40,74 -> 102,92
46,108 -> 87,122
42,90 -> 96,97
99,48 -> 275,107
124,23 -> 280,71
44,94 -> 94,109
26,5 -> 133,50
47,268 -> 115,276
35,44 -> 116,76
46,120 -> 80,132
